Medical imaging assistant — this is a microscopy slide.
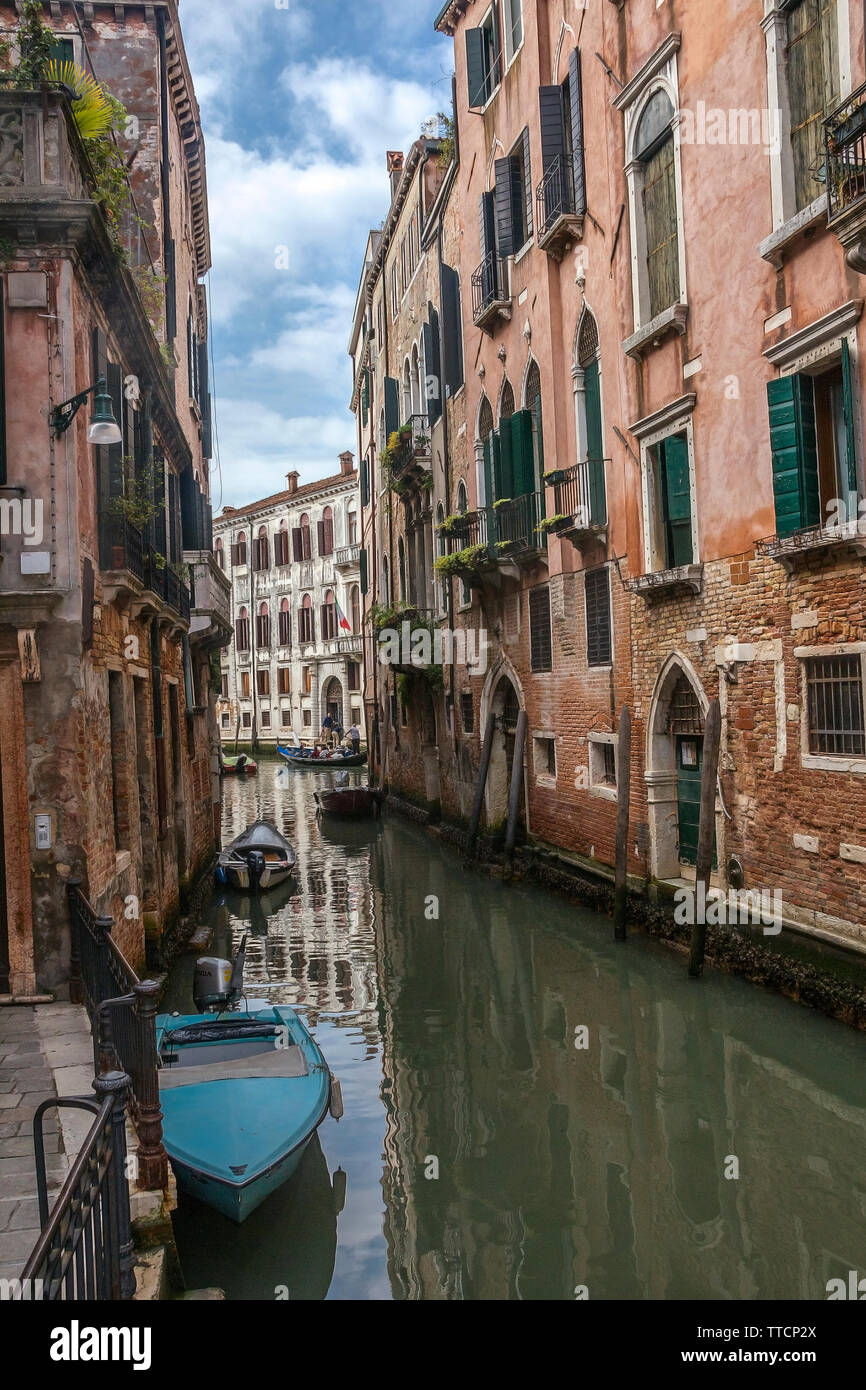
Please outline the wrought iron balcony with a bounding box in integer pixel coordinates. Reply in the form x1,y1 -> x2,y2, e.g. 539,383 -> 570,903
471,252 -> 511,330
535,156 -> 584,259
383,414 -> 433,490
99,515 -> 146,587
824,81 -> 866,272
488,492 -> 546,559
546,460 -> 609,549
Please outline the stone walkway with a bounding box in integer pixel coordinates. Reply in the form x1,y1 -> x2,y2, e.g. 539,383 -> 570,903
0,1003 -> 94,1284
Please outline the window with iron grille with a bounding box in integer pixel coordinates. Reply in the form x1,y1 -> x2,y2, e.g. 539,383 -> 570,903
585,567 -> 612,666
261,709 -> 271,728
806,654 -> 865,756
461,692 -> 474,733
667,674 -> 704,735
281,708 -> 292,727
529,586 -> 552,672
242,712 -> 251,728
221,712 -> 230,728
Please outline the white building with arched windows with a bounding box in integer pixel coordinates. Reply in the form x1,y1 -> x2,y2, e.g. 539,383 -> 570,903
213,454 -> 365,748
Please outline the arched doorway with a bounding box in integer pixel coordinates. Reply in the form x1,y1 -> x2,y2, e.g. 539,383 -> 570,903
484,669 -> 524,832
324,677 -> 343,730
646,656 -> 716,879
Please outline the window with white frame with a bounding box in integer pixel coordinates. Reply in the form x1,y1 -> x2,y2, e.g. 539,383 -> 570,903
502,0 -> 523,67
797,646 -> 866,767
533,733 -> 557,783
465,6 -> 502,109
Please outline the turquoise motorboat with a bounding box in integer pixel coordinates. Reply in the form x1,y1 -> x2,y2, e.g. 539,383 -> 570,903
156,939 -> 342,1224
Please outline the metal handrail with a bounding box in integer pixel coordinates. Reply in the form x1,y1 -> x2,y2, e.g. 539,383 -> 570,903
550,459 -> 609,529
536,154 -> 576,237
471,251 -> 508,322
824,80 -> 866,220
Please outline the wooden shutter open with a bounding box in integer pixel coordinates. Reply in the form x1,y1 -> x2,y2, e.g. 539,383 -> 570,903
584,359 -> 606,524
841,338 -> 858,497
440,264 -> 463,395
511,410 -> 535,497
660,434 -> 694,566
360,547 -> 368,595
423,312 -> 442,425
494,156 -> 517,257
521,127 -> 533,240
384,377 -> 400,438
230,543 -> 240,567
466,26 -> 487,107
567,49 -> 587,215
292,528 -> 303,562
539,85 -> 566,176
317,519 -> 326,556
767,375 -> 820,536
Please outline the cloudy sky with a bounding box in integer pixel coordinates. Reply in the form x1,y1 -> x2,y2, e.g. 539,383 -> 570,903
178,0 -> 454,510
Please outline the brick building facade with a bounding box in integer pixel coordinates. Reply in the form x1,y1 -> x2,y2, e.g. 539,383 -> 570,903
349,0 -> 866,950
0,1 -> 228,999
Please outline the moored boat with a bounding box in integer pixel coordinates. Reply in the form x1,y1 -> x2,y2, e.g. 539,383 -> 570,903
156,940 -> 342,1224
315,774 -> 383,818
217,821 -> 296,891
221,752 -> 258,776
278,744 -> 367,770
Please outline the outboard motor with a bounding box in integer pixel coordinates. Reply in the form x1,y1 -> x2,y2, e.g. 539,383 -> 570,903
248,849 -> 266,892
193,934 -> 248,1013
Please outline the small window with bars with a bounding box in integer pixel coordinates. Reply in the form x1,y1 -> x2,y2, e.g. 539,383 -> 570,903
461,692 -> 475,734
585,567 -> 612,667
805,654 -> 865,757
529,586 -> 552,673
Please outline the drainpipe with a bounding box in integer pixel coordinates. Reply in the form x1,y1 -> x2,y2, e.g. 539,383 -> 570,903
157,10 -> 175,345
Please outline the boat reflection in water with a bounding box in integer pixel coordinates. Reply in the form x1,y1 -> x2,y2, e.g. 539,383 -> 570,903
172,1134 -> 344,1300
167,757 -> 866,1300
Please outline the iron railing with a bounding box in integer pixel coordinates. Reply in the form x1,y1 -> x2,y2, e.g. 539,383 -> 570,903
141,549 -> 191,621
825,81 -> 866,221
440,493 -> 545,559
20,1075 -> 135,1301
551,459 -> 609,529
68,880 -> 168,1191
99,515 -> 146,583
387,415 -> 433,483
471,251 -> 509,323
536,155 -> 578,239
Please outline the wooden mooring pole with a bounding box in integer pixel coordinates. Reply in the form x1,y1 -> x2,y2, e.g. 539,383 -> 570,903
613,705 -> 632,942
465,711 -> 496,862
504,710 -> 528,868
688,698 -> 722,979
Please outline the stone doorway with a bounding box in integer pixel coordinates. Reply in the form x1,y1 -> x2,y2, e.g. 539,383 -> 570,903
646,656 -> 713,881
324,677 -> 344,731
485,671 -> 524,834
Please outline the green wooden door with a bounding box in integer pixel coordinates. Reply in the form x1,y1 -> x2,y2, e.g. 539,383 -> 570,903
676,736 -> 703,867
661,433 -> 693,567
584,357 -> 606,524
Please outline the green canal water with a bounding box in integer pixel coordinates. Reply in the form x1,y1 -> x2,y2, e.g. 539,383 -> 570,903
163,755 -> 866,1301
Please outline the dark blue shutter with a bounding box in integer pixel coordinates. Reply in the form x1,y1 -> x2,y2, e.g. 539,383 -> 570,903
767,375 -> 820,536
423,311 -> 441,425
466,28 -> 487,107
567,48 -> 587,215
494,156 -> 517,257
360,546 -> 369,595
440,264 -> 463,395
384,376 -> 400,437
539,85 -> 566,173
521,127 -> 533,240
361,457 -> 370,508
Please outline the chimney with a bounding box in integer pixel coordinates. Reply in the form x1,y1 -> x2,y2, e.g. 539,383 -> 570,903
387,150 -> 404,199
339,451 -> 355,477
286,471 -> 300,496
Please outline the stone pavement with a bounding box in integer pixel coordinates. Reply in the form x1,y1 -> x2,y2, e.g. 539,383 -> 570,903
0,1002 -> 94,1284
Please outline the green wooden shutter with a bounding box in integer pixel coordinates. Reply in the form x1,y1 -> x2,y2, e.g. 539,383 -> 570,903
359,547 -> 368,595
440,263 -> 463,395
493,428 -> 508,499
660,433 -> 693,567
841,337 -> 858,497
584,358 -> 606,524
767,374 -> 820,536
521,127 -> 533,240
361,368 -> 369,427
423,314 -> 441,425
466,27 -> 487,107
483,434 -> 494,510
361,457 -> 370,508
384,376 -> 400,437
511,410 -> 535,496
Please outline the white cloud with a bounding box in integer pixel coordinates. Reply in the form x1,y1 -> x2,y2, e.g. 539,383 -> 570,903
282,59 -> 440,161
250,283 -> 355,387
212,400 -> 354,510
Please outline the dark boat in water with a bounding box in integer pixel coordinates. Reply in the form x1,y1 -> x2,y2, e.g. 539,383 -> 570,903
221,753 -> 258,776
315,773 -> 383,818
278,744 -> 367,770
216,821 -> 296,891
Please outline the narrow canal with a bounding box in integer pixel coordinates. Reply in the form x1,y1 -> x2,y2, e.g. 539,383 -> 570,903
163,755 -> 866,1301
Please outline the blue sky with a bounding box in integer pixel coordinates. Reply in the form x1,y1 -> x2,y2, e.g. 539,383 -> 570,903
178,0 -> 454,510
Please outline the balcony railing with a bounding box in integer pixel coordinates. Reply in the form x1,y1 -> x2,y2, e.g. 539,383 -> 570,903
99,515 -> 146,585
440,493 -> 546,567
824,82 -> 866,272
335,543 -> 361,569
385,415 -> 433,487
550,460 -> 608,533
536,156 -> 584,256
141,549 -> 190,621
471,252 -> 510,328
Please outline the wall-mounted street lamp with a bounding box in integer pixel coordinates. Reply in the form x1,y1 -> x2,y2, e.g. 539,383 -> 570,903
52,377 -> 122,445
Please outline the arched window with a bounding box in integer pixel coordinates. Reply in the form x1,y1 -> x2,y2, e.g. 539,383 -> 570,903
256,601 -> 270,649
499,378 -> 515,422
437,503 -> 448,614
253,524 -> 270,572
235,605 -> 250,652
524,359 -> 544,486
379,408 -> 387,454
382,556 -> 390,607
300,513 -> 312,561
215,537 -> 224,570
319,505 -> 334,557
235,531 -> 247,566
299,592 -> 315,644
457,481 -> 468,514
478,395 -> 494,443
276,519 -> 289,567
411,343 -> 421,417
573,308 -> 606,526
350,583 -> 361,634
347,504 -> 358,545
398,535 -> 407,599
279,596 -> 291,646
633,89 -> 679,321
321,588 -> 337,640
402,359 -> 412,422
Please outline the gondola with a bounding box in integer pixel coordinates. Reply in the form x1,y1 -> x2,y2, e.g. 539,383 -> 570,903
216,821 -> 296,892
277,744 -> 367,770
315,772 -> 383,818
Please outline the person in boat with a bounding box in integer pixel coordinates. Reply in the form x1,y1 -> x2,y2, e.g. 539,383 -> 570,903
347,722 -> 361,756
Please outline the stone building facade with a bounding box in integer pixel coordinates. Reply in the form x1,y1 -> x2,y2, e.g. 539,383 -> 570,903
0,1 -> 227,998
350,0 -> 866,951
214,456 -> 365,748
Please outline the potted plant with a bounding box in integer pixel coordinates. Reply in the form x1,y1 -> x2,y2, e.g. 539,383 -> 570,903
537,513 -> 574,536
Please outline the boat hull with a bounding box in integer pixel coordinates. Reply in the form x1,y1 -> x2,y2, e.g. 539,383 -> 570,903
220,861 -> 294,892
315,787 -> 382,817
171,1129 -> 316,1223
278,746 -> 367,770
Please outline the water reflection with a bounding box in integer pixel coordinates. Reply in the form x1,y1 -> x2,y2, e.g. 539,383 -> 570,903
167,757 -> 866,1301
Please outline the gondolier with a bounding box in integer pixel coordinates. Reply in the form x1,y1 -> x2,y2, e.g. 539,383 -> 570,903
321,712 -> 334,746
348,722 -> 361,756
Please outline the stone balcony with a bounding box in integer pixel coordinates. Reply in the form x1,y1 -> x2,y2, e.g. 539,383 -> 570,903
334,543 -> 361,571
185,550 -> 232,650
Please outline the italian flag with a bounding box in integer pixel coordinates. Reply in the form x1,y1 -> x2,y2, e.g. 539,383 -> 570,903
334,596 -> 352,631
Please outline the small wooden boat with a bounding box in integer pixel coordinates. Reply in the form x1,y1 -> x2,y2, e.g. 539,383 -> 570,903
315,775 -> 383,818
156,938 -> 341,1224
217,821 -> 296,891
221,752 -> 258,776
278,744 -> 367,770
